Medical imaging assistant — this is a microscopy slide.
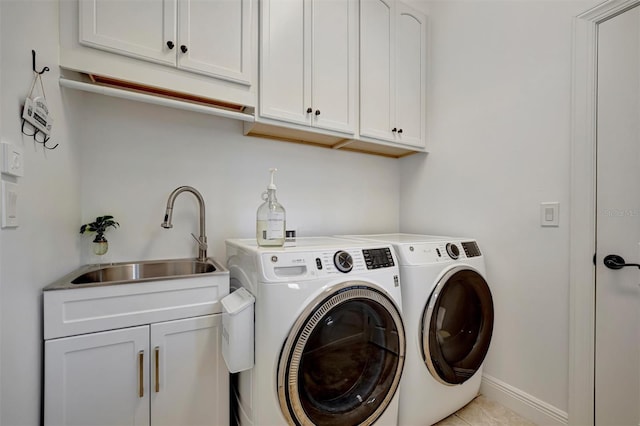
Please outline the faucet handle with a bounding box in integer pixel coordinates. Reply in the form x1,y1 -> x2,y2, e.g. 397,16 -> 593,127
190,233 -> 208,250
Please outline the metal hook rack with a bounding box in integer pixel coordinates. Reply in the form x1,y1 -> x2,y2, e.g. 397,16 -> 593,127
32,50 -> 49,75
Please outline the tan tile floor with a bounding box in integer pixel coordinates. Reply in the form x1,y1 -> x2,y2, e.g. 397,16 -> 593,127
434,395 -> 537,426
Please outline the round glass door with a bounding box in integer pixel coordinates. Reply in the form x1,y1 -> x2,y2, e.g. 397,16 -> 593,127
278,282 -> 405,426
422,267 -> 494,385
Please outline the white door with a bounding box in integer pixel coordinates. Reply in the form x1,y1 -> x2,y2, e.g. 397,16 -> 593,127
259,0 -> 308,125
310,0 -> 356,134
79,0 -> 176,65
596,5 -> 640,425
360,0 -> 395,142
150,315 -> 229,426
395,2 -> 426,148
44,326 -> 150,426
177,0 -> 253,84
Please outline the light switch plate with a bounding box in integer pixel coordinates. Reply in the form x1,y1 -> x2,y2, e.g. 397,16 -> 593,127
540,202 -> 560,227
2,181 -> 19,228
1,142 -> 24,177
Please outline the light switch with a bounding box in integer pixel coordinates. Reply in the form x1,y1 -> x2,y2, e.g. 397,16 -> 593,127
1,142 -> 24,177
2,181 -> 19,228
540,202 -> 559,227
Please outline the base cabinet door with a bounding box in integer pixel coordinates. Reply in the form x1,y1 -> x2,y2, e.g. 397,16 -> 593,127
44,315 -> 228,426
150,315 -> 229,426
44,326 -> 150,426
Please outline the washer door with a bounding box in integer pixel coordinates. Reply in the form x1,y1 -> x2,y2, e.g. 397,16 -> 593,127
278,282 -> 405,426
422,266 -> 494,385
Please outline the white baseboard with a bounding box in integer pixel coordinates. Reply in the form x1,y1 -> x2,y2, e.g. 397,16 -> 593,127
480,374 -> 568,426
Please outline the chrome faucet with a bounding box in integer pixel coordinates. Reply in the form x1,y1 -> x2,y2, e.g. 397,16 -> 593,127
161,186 -> 208,262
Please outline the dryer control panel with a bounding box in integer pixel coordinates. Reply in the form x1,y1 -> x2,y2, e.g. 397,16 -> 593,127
395,240 -> 482,265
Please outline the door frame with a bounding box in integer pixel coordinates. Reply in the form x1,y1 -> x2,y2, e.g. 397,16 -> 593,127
570,0 -> 640,424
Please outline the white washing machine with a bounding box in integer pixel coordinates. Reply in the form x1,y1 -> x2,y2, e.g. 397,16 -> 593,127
341,234 -> 494,425
225,237 -> 406,426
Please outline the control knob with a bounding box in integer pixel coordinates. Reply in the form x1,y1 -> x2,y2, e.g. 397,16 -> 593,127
446,243 -> 460,260
333,250 -> 353,273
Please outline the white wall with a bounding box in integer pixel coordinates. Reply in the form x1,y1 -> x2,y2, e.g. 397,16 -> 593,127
401,0 -> 598,423
74,93 -> 400,264
0,1 -> 81,425
0,0 -> 614,424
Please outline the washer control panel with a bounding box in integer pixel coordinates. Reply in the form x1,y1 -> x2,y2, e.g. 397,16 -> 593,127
362,247 -> 395,269
260,246 -> 396,280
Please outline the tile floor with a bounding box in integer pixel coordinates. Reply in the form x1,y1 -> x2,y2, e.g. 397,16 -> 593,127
434,395 -> 536,426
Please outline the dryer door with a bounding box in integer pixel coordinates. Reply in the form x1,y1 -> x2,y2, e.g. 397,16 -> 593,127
278,282 -> 405,426
421,266 -> 494,385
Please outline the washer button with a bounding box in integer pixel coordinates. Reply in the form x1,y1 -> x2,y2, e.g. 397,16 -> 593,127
315,258 -> 323,270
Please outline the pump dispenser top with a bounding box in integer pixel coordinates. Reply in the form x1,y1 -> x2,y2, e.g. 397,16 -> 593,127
267,168 -> 277,190
256,168 -> 286,246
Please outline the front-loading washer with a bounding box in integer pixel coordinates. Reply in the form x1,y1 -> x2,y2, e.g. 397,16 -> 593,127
340,234 -> 494,425
225,237 -> 406,426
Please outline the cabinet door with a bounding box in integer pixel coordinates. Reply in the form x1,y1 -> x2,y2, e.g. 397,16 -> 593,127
259,0 -> 308,125
150,315 -> 229,426
177,0 -> 253,85
310,0 -> 357,134
79,0 -> 176,66
395,3 -> 426,148
359,0 -> 396,142
44,326 -> 150,426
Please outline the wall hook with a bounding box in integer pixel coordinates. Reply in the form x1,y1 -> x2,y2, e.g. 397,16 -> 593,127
32,50 -> 49,75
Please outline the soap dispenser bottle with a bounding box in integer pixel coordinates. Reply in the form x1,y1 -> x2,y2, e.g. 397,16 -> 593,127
256,168 -> 286,247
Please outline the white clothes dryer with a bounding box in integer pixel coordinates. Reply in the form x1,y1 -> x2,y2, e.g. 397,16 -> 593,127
225,237 -> 406,426
340,234 -> 494,426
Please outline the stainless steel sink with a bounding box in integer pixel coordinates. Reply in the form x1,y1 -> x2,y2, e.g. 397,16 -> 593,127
44,258 -> 226,290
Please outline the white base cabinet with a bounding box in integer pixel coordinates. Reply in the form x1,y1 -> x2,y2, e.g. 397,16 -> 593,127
45,315 -> 228,426
45,326 -> 150,426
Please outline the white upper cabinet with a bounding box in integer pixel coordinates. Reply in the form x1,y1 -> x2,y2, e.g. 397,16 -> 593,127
79,0 -> 177,67
395,2 -> 426,147
360,0 -> 426,148
177,0 -> 252,84
79,0 -> 253,84
360,0 -> 394,142
259,0 -> 357,134
61,0 -> 257,107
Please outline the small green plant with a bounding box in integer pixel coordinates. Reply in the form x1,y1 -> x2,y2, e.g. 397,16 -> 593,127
80,215 -> 119,243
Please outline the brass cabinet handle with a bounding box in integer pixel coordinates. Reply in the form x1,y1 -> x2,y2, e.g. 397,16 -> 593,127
155,346 -> 160,393
138,351 -> 144,398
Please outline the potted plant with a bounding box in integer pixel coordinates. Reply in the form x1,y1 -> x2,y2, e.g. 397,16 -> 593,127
80,215 -> 119,255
